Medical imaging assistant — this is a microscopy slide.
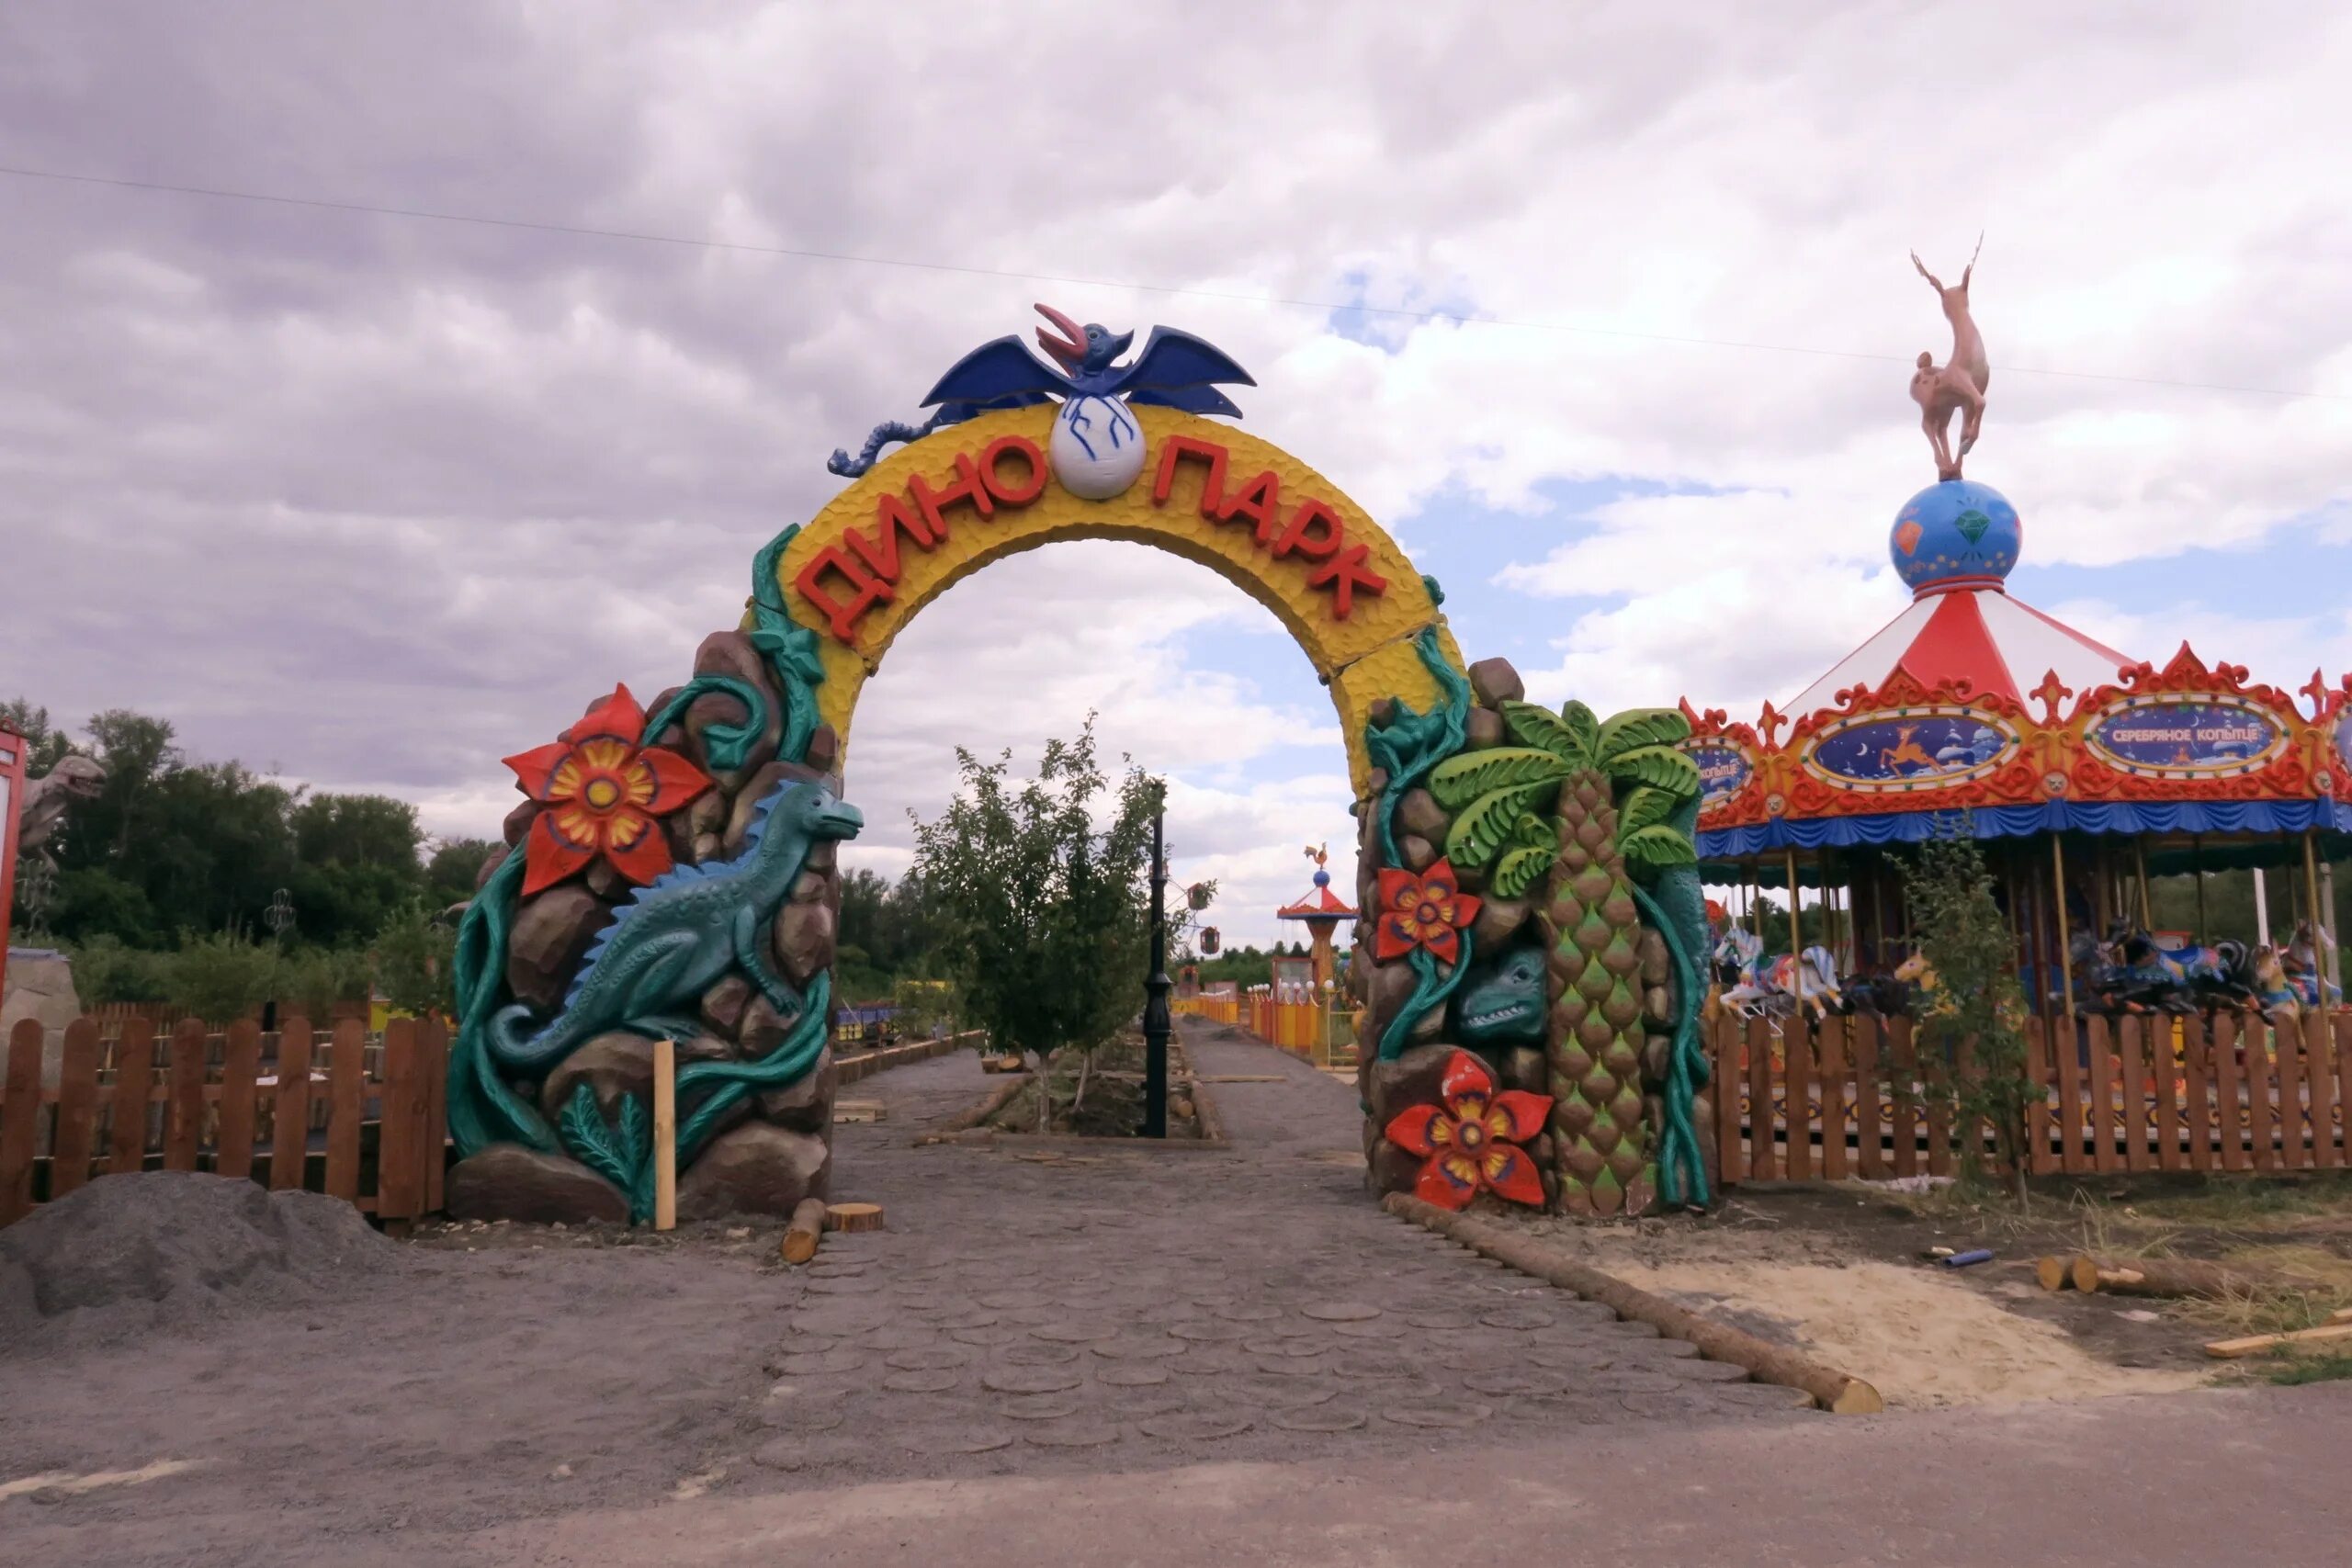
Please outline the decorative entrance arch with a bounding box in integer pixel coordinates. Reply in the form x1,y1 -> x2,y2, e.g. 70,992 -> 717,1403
445,319 -> 1711,1233
770,403 -> 1462,802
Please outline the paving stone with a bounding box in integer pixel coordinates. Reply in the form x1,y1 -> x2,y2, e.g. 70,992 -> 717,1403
1385,1403 -> 1492,1428
885,1346 -> 971,1371
1403,1310 -> 1475,1329
1023,1423 -> 1124,1448
1666,1359 -> 1752,1382
1168,1320 -> 1251,1342
981,1367 -> 1084,1395
1096,1364 -> 1171,1387
1001,1342 -> 1083,1366
1030,1324 -> 1121,1344
1000,1395 -> 1082,1420
756,1398 -> 844,1433
1137,1412 -> 1252,1440
882,1370 -> 962,1393
1243,1337 -> 1325,1357
1715,1382 -> 1815,1410
1464,1369 -> 1575,1397
949,1325 -> 1023,1347
1272,1406 -> 1368,1433
1091,1337 -> 1187,1359
901,1430 -> 1015,1455
862,1325 -> 940,1351
775,1348 -> 865,1375
1300,1302 -> 1383,1322
1476,1306 -> 1557,1330
751,1438 -> 809,1472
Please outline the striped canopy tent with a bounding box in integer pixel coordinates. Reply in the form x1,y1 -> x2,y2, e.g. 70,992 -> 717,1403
1682,475 -> 2352,1008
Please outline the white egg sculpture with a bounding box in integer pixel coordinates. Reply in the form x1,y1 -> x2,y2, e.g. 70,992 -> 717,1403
1049,394 -> 1148,501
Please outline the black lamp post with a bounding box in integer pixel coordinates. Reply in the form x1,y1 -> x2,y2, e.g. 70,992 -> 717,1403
1142,804 -> 1171,1138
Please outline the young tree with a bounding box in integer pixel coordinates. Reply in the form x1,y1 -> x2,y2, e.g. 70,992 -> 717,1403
910,717 -> 1162,1121
1901,831 -> 2038,1207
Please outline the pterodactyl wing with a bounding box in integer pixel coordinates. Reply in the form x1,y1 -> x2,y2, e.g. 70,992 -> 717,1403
921,336 -> 1072,409
1105,327 -> 1256,412
1126,384 -> 1244,417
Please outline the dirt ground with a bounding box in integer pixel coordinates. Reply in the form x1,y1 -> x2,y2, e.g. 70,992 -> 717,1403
1508,1170 -> 2352,1407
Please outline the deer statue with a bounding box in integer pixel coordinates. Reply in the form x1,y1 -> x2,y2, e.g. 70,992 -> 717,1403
1909,237 -> 1988,481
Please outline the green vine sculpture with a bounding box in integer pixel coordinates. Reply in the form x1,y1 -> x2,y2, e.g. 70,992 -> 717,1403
1363,625 -> 1474,1061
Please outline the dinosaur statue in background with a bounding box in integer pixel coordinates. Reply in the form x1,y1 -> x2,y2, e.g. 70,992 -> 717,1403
1910,238 -> 1988,480
17,755 -> 106,856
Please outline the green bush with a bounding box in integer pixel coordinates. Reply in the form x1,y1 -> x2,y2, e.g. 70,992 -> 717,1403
63,933 -> 168,1005
277,945 -> 374,1018
372,902 -> 453,1017
165,929 -> 279,1024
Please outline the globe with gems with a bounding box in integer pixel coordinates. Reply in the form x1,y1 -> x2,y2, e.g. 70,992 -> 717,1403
1888,478 -> 2022,594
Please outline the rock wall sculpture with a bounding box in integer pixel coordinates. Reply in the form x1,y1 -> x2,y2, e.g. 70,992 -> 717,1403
445,528 -> 854,1224
1352,640 -> 1713,1217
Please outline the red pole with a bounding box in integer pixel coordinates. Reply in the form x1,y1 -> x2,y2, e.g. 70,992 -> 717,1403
0,722 -> 27,998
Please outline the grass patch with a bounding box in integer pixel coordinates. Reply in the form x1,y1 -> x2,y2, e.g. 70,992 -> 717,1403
2258,1350 -> 2352,1386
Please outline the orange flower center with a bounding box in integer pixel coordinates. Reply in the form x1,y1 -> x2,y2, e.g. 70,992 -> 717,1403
582,776 -> 623,811
1456,1119 -> 1486,1149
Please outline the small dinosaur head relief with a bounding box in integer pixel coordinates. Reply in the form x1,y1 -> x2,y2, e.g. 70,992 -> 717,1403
1453,946 -> 1547,1045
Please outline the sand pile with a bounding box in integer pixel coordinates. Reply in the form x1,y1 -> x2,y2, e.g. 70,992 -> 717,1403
0,1172 -> 401,1353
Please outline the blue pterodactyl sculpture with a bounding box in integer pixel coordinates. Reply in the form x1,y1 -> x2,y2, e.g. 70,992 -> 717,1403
827,303 -> 1255,478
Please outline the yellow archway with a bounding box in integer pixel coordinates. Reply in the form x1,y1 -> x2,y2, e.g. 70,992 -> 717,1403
770,404 -> 1462,799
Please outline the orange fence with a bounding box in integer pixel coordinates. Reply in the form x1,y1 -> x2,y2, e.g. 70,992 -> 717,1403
1174,992 -> 1240,1026
0,1013 -> 448,1231
1707,1010 -> 2352,1183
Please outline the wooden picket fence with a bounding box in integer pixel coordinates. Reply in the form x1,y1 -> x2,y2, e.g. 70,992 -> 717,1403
0,1013 -> 448,1231
1708,1010 -> 2352,1183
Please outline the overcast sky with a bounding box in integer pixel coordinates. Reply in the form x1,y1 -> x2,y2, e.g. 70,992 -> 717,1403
5,3 -> 2349,946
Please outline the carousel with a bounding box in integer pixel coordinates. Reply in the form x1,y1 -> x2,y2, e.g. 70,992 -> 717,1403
1686,248 -> 2351,1031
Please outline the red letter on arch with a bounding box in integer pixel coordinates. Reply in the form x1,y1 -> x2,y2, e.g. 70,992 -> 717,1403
1307,544 -> 1388,620
796,547 -> 895,644
1150,435 -> 1229,513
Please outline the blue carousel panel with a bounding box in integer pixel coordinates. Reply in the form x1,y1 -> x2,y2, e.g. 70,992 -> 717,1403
1699,797 -> 2352,859
1690,742 -> 1752,808
2335,714 -> 2352,776
2085,696 -> 2285,780
1800,709 -> 2018,793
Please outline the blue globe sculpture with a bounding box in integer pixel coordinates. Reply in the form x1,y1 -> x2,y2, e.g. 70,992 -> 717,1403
1889,479 -> 2021,594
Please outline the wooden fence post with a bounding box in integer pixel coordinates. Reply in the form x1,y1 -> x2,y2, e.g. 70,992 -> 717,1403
163,1019 -> 208,1172
0,1020 -> 43,1225
270,1018 -> 314,1191
653,1037 -> 677,1232
51,1020 -> 102,1201
379,1018 -> 421,1234
323,1019 -> 366,1202
215,1020 -> 262,1181
107,1016 -> 154,1175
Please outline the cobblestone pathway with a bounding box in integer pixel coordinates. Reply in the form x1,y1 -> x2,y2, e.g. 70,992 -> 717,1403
734,1021 -> 1805,1483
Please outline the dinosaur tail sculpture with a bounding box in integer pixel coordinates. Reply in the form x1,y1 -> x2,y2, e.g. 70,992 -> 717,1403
827,412 -> 952,478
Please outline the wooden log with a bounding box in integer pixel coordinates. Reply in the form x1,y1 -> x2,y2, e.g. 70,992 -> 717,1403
936,1074 -> 1028,1135
1383,1193 -> 1883,1414
51,1021 -> 103,1201
652,1037 -> 677,1233
2066,1253 -> 2284,1300
825,1201 -> 885,1233
2036,1255 -> 2074,1292
2203,1321 -> 2352,1359
781,1197 -> 829,1264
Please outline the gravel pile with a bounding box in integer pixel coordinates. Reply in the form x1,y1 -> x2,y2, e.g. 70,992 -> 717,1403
0,1172 -> 401,1353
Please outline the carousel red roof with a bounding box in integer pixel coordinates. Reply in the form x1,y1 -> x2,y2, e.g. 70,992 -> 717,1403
1787,580 -> 2132,716
1278,874 -> 1357,920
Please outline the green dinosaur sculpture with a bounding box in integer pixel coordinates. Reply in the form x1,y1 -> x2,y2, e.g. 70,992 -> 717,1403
487,777 -> 862,1076
1453,946 -> 1547,1045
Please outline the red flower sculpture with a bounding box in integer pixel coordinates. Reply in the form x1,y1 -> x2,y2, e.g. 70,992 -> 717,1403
1385,1049 -> 1551,1210
1374,860 -> 1481,964
503,684 -> 713,895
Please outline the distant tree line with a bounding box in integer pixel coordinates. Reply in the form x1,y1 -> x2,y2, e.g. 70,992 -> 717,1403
6,697 -> 493,1018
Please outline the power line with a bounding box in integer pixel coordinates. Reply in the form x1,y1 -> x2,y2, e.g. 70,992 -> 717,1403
3,162 -> 2343,403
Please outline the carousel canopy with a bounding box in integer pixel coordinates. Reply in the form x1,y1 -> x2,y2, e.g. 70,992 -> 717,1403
1278,865 -> 1357,921
1687,477 -> 2352,870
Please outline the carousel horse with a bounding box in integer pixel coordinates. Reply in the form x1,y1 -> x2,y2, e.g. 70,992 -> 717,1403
1892,950 -> 2028,1032
2283,920 -> 2341,1009
2249,944 -> 2302,1027
1720,944 -> 1844,1021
